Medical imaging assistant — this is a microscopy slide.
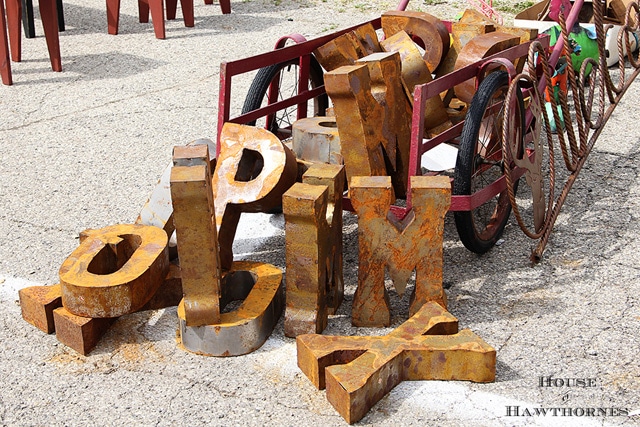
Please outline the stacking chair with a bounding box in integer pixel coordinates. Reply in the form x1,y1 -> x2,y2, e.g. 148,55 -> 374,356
109,0 -> 191,39
1,0 -> 61,85
109,0 -> 231,40
22,0 -> 64,38
1,0 -> 12,84
167,0 -> 230,18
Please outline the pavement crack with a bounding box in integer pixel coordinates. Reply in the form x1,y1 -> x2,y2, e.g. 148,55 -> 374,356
497,331 -> 514,352
2,74 -> 218,133
210,383 -> 238,398
166,384 -> 183,416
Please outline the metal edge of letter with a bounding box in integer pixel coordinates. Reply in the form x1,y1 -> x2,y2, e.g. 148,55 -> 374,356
59,224 -> 169,318
177,261 -> 285,356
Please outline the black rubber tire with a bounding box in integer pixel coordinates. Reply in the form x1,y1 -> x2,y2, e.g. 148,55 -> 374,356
453,70 -> 523,254
241,57 -> 328,138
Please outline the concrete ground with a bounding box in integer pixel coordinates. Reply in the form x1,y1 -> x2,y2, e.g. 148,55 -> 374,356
1,0 -> 639,425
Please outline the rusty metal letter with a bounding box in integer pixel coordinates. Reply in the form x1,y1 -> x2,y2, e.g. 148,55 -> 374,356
435,9 -> 496,79
381,10 -> 450,72
178,261 -> 284,356
283,164 -> 345,337
453,32 -> 521,104
349,175 -> 451,327
314,23 -> 380,71
325,51 -> 415,197
356,51 -> 412,197
297,301 -> 496,424
170,136 -> 286,356
325,64 -> 387,185
19,284 -> 62,333
170,144 -> 222,326
380,30 -> 452,137
213,123 -> 298,270
59,224 -> 169,318
292,116 -> 342,165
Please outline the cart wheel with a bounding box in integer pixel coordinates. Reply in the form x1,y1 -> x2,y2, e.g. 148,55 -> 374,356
241,57 -> 328,139
453,70 -> 523,254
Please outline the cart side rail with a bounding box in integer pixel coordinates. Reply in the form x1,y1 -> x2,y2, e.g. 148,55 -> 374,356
405,38 -> 546,214
217,18 -> 382,149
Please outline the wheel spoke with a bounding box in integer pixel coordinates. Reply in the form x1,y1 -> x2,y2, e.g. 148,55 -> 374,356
241,58 -> 328,138
454,71 -> 521,253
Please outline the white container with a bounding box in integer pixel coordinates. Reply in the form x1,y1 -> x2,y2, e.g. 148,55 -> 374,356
603,24 -> 639,66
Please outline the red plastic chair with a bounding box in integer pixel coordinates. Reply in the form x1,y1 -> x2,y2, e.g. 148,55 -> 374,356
106,0 -> 230,40
1,0 -> 61,84
1,0 -> 12,84
22,0 -> 65,39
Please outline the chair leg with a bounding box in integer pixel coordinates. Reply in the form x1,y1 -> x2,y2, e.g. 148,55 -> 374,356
149,0 -> 165,39
38,0 -> 61,71
21,0 -> 35,38
203,0 -> 212,5
106,0 -> 120,34
0,0 -> 13,85
180,0 -> 193,27
56,0 -> 64,31
219,0 -> 230,14
22,0 -> 63,38
138,0 -> 149,23
5,0 -> 21,61
165,0 -> 176,20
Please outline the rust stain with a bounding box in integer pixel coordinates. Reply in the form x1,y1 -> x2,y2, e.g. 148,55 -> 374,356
212,123 -> 297,270
297,302 -> 495,424
59,224 -> 169,318
283,164 -> 345,337
350,176 -> 450,327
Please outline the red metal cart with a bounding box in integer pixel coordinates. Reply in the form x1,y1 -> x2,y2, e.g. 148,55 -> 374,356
216,0 -> 640,260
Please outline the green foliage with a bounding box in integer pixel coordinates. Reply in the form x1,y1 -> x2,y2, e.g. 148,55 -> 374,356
322,23 -> 339,32
494,0 -> 535,15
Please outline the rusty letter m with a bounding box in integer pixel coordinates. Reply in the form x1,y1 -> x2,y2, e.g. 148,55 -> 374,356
350,175 -> 451,327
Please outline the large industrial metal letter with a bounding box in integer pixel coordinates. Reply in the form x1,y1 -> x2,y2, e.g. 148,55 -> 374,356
356,51 -> 412,197
349,175 -> 450,327
324,63 -> 387,185
453,32 -> 521,104
297,301 -> 496,424
212,123 -> 297,270
381,10 -> 450,72
325,51 -> 413,197
283,164 -> 345,337
379,30 -> 452,137
177,261 -> 284,357
170,144 -> 222,326
59,224 -> 169,318
313,23 -> 380,71
171,135 -> 285,356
